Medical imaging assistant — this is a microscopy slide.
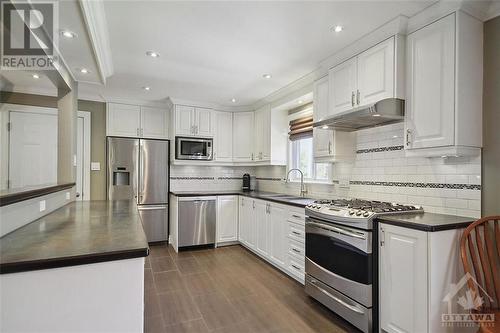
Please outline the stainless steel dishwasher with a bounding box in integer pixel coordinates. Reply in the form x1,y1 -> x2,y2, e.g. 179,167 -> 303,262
178,196 -> 216,247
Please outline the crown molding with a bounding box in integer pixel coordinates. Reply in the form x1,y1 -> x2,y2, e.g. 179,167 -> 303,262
79,0 -> 114,84
167,97 -> 254,112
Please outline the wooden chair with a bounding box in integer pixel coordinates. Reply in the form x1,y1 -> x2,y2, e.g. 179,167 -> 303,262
460,216 -> 500,333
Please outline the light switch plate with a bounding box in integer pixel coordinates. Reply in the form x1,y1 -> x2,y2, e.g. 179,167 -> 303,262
39,200 -> 46,212
91,162 -> 101,171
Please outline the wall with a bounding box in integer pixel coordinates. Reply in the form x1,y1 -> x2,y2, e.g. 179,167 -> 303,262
78,100 -> 107,200
482,16 -> 500,216
0,92 -> 107,200
257,122 -> 482,218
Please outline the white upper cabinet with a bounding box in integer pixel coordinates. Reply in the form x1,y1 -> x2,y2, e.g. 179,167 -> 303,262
254,105 -> 271,161
329,58 -> 357,115
313,77 -> 356,162
405,12 -> 483,157
107,103 -> 169,139
141,106 -> 169,139
174,105 -> 213,137
195,107 -> 213,137
328,36 -> 403,116
175,105 -> 195,136
214,111 -> 233,162
233,111 -> 254,162
107,103 -> 141,138
356,37 -> 395,106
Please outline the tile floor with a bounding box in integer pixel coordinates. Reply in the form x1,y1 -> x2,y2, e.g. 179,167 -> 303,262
144,244 -> 356,333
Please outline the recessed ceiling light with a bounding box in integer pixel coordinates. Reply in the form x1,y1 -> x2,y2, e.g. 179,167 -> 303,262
143,86 -> 151,91
32,74 -> 40,79
61,30 -> 77,38
79,68 -> 89,74
333,25 -> 343,33
231,98 -> 236,103
262,74 -> 272,79
298,100 -> 303,104
146,51 -> 160,58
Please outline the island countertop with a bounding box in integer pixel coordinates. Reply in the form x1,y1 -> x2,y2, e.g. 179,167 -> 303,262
0,200 -> 149,274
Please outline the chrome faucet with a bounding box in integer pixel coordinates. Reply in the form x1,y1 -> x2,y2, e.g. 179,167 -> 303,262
286,168 -> 307,197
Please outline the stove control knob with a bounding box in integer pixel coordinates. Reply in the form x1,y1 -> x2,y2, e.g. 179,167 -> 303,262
363,212 -> 370,217
348,210 -> 355,215
356,211 -> 362,216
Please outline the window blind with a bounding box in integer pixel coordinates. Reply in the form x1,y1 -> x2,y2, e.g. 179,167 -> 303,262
288,115 -> 313,141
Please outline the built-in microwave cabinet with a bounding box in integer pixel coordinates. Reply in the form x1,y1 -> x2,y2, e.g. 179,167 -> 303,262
404,12 -> 482,157
106,103 -> 169,139
174,105 -> 213,137
328,36 -> 405,116
313,76 -> 356,162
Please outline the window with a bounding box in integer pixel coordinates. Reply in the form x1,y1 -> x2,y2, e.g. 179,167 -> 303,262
289,137 -> 331,182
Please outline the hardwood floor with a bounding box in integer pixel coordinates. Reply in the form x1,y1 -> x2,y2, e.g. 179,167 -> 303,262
144,244 -> 356,333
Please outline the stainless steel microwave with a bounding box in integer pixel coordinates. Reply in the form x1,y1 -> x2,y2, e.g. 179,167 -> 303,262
175,137 -> 213,160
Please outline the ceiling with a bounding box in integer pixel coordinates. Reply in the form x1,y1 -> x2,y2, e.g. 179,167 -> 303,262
3,1 -> 441,106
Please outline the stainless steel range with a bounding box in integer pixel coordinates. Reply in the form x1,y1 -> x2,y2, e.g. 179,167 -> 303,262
304,199 -> 422,333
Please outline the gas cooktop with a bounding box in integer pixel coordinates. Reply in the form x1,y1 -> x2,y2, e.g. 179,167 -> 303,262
305,198 -> 423,230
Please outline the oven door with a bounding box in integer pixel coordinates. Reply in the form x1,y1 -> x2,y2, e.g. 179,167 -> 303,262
305,216 -> 372,307
175,137 -> 212,160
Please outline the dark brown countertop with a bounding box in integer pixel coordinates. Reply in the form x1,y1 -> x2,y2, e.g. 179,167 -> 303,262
0,200 -> 149,274
0,183 -> 76,207
170,190 -> 314,208
376,212 -> 476,232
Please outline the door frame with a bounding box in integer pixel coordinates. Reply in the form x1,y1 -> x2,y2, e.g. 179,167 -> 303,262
77,111 -> 91,201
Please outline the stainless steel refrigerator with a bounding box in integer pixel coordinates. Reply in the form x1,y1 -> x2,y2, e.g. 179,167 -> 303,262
107,137 -> 169,243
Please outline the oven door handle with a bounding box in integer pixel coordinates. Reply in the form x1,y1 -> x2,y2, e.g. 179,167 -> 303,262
309,278 -> 365,314
307,221 -> 366,240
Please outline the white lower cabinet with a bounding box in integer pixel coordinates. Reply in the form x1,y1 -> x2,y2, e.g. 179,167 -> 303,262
238,197 -> 305,284
216,196 -> 238,244
379,223 -> 465,333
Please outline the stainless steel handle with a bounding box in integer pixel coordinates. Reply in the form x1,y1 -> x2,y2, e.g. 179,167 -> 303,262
141,128 -> 144,136
380,228 -> 385,247
356,89 -> 360,105
137,205 -> 168,211
307,221 -> 366,240
309,279 -> 365,315
406,129 -> 411,147
292,231 -> 301,236
195,125 -> 198,134
251,153 -> 254,161
137,128 -> 140,136
292,248 -> 301,253
292,214 -> 302,219
328,141 -> 332,155
351,91 -> 355,107
291,264 -> 301,270
252,201 -> 255,209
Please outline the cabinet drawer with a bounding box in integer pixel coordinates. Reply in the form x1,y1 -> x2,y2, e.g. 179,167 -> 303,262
288,238 -> 305,258
287,211 -> 305,225
288,256 -> 305,279
287,222 -> 305,243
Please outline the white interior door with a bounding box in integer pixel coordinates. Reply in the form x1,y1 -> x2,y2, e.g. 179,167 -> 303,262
9,111 -> 58,188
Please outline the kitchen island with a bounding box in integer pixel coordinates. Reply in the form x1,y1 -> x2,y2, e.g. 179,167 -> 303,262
0,200 -> 149,332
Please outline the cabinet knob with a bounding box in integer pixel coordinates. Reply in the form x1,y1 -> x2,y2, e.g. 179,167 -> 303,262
406,129 -> 411,147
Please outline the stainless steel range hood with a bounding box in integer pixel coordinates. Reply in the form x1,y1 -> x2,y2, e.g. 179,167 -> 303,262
313,98 -> 405,132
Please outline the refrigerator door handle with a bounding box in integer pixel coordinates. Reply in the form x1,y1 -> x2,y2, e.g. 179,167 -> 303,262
137,205 -> 168,211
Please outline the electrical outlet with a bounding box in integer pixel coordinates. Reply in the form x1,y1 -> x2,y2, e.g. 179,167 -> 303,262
39,200 -> 46,212
66,192 -> 70,200
91,162 -> 101,171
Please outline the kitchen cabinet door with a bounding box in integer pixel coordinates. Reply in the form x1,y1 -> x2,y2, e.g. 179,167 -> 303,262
233,112 -> 254,162
269,203 -> 287,268
254,105 -> 271,161
246,199 -> 257,250
313,76 -> 333,159
357,37 -> 395,106
379,223 -> 428,333
195,107 -> 213,137
141,106 -> 169,139
214,111 -> 233,161
255,200 -> 269,257
329,58 -> 357,115
107,103 -> 141,137
216,196 -> 238,243
405,14 -> 455,149
238,197 -> 248,245
175,105 -> 195,136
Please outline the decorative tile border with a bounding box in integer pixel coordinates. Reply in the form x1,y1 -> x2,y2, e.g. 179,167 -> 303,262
170,177 -> 215,180
356,145 -> 404,154
256,177 -> 283,181
349,180 -> 481,190
217,177 -> 243,180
